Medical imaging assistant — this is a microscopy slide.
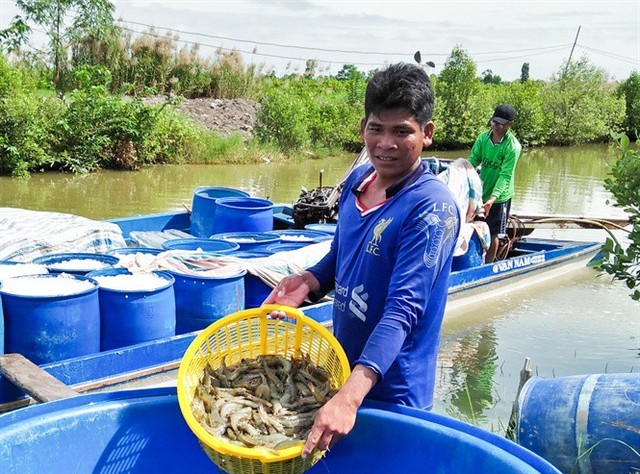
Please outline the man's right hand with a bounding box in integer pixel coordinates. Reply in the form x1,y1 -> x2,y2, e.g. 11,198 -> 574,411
262,271 -> 320,309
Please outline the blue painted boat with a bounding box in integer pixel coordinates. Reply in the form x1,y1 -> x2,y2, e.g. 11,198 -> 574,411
0,205 -> 601,411
109,207 -> 603,315
0,386 -> 561,473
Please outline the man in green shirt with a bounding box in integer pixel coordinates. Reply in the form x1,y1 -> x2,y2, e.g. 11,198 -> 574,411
468,104 -> 522,263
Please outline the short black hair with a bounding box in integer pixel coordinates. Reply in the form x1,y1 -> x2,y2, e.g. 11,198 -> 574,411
364,63 -> 434,126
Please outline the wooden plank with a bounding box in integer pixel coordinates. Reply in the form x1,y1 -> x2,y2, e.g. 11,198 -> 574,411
0,354 -> 78,403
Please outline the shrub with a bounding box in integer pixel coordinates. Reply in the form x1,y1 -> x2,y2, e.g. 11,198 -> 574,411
0,53 -> 61,177
255,75 -> 364,153
598,134 -> 640,301
543,57 -> 625,145
617,71 -> 640,141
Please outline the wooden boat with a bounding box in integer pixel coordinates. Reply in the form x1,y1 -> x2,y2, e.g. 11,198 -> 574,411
0,205 -> 603,412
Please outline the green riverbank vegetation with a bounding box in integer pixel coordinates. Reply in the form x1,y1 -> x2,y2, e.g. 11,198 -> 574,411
0,1 -> 638,178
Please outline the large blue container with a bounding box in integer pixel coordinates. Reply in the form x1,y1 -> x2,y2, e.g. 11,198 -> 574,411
262,241 -> 310,254
516,373 -> 640,474
0,274 -> 100,364
162,238 -> 240,253
105,247 -> 163,257
452,231 -> 484,271
265,229 -> 329,243
244,273 -> 272,309
0,387 -> 560,473
209,232 -> 279,250
32,252 -> 119,275
213,197 -> 274,234
305,223 -> 337,234
87,268 -> 176,351
170,268 -> 246,334
190,186 -> 250,238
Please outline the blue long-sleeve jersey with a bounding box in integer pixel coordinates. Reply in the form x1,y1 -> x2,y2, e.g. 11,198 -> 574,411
309,162 -> 459,409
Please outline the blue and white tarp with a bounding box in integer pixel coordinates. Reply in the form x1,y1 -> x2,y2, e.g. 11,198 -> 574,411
0,207 -> 126,262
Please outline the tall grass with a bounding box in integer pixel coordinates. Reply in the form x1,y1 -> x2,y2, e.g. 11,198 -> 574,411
73,27 -> 259,99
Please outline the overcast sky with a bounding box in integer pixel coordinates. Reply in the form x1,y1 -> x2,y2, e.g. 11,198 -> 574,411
1,0 -> 638,81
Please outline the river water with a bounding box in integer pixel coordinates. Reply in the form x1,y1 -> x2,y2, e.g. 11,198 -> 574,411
0,143 -> 638,433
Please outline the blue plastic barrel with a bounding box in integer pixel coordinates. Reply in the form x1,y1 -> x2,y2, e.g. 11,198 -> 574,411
0,274 -> 100,364
0,387 -> 561,474
105,247 -> 162,257
244,274 -> 272,309
262,242 -> 310,254
213,197 -> 274,234
169,268 -> 246,334
162,238 -> 240,253
516,373 -> 640,474
265,229 -> 328,243
452,231 -> 484,271
32,253 -> 119,275
305,223 -> 337,234
190,186 -> 250,238
87,268 -> 176,351
209,232 -> 279,250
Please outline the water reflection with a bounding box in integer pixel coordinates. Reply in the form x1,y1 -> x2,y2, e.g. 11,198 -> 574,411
437,326 -> 499,425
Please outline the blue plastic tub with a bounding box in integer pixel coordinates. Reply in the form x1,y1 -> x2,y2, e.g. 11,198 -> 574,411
32,252 -> 119,275
209,231 -> 279,250
169,268 -> 246,334
213,197 -> 274,234
516,373 -> 640,474
0,387 -> 560,474
0,274 -> 100,364
86,268 -> 176,351
161,238 -> 240,253
190,186 -> 250,238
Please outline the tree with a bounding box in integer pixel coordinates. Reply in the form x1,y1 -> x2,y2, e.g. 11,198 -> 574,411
598,134 -> 640,301
335,64 -> 364,81
0,0 -> 115,90
434,46 -> 483,147
481,69 -> 502,84
520,63 -> 530,82
542,56 -> 625,145
617,71 -> 640,141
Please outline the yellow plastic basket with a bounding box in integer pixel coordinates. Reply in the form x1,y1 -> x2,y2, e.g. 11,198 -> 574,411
177,305 -> 351,474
